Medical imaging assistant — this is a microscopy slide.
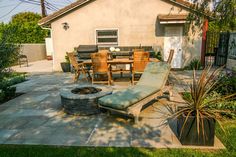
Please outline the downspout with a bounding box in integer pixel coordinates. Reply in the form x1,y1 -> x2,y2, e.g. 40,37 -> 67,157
40,25 -> 54,71
40,25 -> 53,58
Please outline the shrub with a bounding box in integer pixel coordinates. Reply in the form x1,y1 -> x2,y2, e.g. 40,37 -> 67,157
0,81 -> 16,103
0,91 -> 5,102
215,72 -> 236,95
0,29 -> 19,78
0,73 -> 26,103
181,75 -> 236,119
5,73 -> 26,85
0,25 -> 26,104
184,59 -> 202,70
2,86 -> 16,101
65,54 -> 70,63
208,92 -> 236,119
155,51 -> 163,61
181,92 -> 192,102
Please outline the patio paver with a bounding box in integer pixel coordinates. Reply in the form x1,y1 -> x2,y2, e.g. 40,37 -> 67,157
0,71 -> 225,149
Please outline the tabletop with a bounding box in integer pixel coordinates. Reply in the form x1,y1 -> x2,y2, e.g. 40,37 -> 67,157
82,58 -> 160,65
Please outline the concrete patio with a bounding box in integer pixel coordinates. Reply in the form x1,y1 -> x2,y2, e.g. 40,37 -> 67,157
0,71 -> 225,149
11,60 -> 53,73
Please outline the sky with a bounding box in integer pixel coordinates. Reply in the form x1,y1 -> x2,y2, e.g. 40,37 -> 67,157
0,0 -> 76,23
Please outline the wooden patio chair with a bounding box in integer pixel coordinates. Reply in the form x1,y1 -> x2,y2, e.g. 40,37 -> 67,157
132,51 -> 150,85
98,49 -> 109,54
91,52 -> 111,85
67,52 -> 90,82
18,54 -> 29,67
167,49 -> 174,65
98,49 -> 174,124
132,48 -> 145,52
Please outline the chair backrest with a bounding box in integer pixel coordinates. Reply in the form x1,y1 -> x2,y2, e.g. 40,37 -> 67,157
19,54 -> 27,59
137,62 -> 171,90
137,50 -> 174,89
67,52 -> 79,70
133,51 -> 150,72
91,52 -> 109,73
98,50 -> 109,54
133,48 -> 145,52
99,49 -> 112,59
167,49 -> 174,65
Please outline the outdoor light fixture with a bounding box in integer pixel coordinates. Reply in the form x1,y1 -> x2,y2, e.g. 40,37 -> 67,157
62,22 -> 69,30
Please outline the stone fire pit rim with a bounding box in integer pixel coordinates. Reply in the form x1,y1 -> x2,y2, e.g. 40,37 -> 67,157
60,84 -> 113,100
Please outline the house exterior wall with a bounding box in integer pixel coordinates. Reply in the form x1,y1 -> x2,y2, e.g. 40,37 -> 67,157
50,0 -> 202,71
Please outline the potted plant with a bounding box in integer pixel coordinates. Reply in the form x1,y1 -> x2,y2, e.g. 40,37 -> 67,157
60,54 -> 71,72
172,66 -> 236,146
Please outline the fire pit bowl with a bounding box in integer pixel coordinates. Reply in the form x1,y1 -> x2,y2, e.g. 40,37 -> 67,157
60,85 -> 112,115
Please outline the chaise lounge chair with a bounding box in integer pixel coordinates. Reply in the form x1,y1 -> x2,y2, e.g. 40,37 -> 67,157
98,50 -> 174,123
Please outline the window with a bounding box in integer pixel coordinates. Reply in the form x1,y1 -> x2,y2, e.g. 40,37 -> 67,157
96,29 -> 118,46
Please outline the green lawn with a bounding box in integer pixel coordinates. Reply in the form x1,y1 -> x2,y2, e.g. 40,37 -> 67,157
0,120 -> 235,157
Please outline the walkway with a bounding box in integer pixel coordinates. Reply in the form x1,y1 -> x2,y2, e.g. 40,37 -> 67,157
11,60 -> 53,73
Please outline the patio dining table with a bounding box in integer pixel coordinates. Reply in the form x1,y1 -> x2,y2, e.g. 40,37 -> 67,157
81,58 -> 160,65
80,58 -> 160,80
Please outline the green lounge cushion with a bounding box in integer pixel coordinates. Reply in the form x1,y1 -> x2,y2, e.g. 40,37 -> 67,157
98,85 -> 157,110
98,62 -> 170,110
137,62 -> 170,89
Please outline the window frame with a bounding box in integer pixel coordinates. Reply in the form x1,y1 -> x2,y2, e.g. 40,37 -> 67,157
95,28 -> 119,47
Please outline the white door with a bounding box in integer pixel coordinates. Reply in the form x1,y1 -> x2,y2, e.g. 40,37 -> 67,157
164,26 -> 183,68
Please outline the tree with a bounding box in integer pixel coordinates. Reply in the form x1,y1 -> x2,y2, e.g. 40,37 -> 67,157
187,0 -> 235,32
0,29 -> 19,78
1,12 -> 49,43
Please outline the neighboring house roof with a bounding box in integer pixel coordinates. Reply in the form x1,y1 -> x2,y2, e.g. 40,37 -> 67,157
38,0 -> 192,27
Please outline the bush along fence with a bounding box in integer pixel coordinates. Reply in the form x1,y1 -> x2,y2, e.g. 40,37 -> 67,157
0,73 -> 26,104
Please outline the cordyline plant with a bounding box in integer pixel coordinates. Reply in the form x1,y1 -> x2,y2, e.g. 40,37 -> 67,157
172,65 -> 236,138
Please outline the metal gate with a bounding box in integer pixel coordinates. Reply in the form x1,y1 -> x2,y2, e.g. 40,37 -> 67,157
205,31 -> 220,65
204,32 -> 230,66
215,32 -> 230,66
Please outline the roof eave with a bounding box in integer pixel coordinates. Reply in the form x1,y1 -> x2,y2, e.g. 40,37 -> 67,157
38,0 -> 92,26
39,0 -> 211,27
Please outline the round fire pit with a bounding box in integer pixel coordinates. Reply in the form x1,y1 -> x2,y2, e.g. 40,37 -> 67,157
60,85 -> 112,116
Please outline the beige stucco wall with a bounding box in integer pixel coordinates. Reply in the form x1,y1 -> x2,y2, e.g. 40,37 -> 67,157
182,25 -> 202,67
50,0 -> 202,71
20,44 -> 46,62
